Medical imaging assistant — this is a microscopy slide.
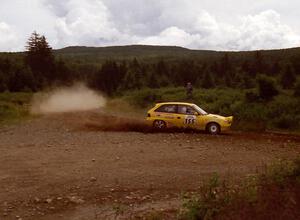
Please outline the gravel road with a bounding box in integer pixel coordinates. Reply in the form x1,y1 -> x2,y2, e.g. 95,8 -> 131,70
0,112 -> 299,219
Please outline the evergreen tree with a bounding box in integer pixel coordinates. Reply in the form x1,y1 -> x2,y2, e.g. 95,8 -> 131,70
122,58 -> 144,90
54,59 -> 72,84
201,71 -> 215,89
253,51 -> 266,74
242,73 -> 256,89
291,55 -> 300,75
155,60 -> 170,87
270,61 -> 281,76
257,75 -> 278,101
0,70 -> 7,92
294,79 -> 300,97
8,67 -> 35,92
175,60 -> 198,86
280,64 -> 296,89
219,53 -> 233,86
0,58 -> 12,73
147,71 -> 160,88
25,31 -> 55,87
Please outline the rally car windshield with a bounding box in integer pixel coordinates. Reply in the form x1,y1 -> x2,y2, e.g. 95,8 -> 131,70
193,105 -> 208,115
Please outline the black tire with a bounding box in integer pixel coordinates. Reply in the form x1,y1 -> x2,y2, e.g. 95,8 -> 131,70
153,120 -> 167,130
206,123 -> 220,135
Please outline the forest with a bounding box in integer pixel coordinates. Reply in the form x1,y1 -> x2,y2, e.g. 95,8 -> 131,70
0,32 -> 300,130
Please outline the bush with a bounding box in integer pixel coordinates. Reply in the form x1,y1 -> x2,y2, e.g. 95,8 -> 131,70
294,79 -> 300,97
179,173 -> 231,220
257,75 -> 279,101
124,88 -> 163,108
273,115 -> 299,129
245,90 -> 260,103
119,86 -> 300,131
178,158 -> 300,220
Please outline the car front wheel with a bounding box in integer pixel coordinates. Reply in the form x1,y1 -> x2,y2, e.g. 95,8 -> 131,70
153,120 -> 166,130
206,123 -> 220,135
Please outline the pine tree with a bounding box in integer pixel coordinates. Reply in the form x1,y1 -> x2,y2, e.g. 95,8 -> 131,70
270,61 -> 281,76
25,31 -> 54,87
122,58 -> 144,90
201,71 -> 215,89
257,75 -> 278,101
280,64 -> 296,89
294,79 -> 300,97
0,70 -> 7,92
155,60 -> 170,87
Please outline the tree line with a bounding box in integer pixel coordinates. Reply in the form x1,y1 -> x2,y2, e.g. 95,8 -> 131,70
0,32 -> 299,99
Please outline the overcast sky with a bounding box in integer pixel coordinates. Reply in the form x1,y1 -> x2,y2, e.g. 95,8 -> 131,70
0,0 -> 299,52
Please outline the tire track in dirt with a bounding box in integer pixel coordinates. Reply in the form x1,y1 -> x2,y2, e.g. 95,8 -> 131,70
0,111 -> 299,219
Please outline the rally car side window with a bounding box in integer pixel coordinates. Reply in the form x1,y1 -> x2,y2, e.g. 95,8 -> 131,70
155,105 -> 177,113
178,105 -> 198,115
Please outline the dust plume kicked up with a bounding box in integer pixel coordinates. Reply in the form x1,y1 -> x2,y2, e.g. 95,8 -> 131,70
31,84 -> 106,114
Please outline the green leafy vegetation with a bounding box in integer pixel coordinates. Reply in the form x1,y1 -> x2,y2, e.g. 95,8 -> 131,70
0,92 -> 32,124
119,87 -> 300,130
0,32 -> 300,130
178,158 -> 300,220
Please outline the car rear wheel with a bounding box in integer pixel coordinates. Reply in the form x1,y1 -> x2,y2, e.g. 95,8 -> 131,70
153,120 -> 166,130
206,123 -> 220,135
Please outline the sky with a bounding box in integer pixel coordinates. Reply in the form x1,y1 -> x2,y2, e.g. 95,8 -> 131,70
0,0 -> 299,52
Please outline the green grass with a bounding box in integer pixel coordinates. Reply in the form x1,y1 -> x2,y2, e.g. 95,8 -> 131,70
0,92 -> 32,125
1,87 -> 300,132
118,87 -> 300,131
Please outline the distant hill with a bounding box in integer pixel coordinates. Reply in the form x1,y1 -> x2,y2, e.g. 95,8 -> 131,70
1,44 -> 300,65
52,45 -> 300,64
53,45 -> 214,64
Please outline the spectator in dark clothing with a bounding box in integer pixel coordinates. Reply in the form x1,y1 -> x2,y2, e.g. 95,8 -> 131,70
186,82 -> 193,99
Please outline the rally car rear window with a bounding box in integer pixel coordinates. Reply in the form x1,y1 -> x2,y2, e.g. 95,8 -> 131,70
155,105 -> 177,113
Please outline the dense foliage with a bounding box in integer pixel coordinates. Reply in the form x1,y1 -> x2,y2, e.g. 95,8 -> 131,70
179,158 -> 300,220
0,32 -> 299,130
0,33 -> 300,95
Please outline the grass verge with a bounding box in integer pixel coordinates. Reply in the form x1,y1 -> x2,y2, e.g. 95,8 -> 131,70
0,92 -> 32,125
177,158 -> 300,220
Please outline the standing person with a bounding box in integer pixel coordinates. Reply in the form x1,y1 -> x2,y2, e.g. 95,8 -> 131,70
186,82 -> 193,99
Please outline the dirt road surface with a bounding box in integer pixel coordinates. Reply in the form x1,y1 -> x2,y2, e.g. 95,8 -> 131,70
0,111 -> 299,219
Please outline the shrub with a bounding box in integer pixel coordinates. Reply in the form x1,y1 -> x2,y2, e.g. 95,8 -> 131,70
179,173 -> 224,220
294,79 -> 300,97
124,88 -> 164,108
178,158 -> 300,220
257,75 -> 279,101
273,114 -> 299,129
245,90 -> 260,103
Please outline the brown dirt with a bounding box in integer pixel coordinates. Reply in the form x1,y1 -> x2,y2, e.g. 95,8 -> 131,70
0,110 -> 299,220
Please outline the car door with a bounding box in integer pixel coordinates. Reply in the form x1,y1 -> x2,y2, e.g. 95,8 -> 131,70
177,105 -> 198,129
154,104 -> 182,127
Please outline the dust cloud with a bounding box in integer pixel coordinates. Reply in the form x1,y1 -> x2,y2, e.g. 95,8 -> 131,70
31,84 -> 106,114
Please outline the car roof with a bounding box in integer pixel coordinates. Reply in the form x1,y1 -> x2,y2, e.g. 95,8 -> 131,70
156,102 -> 195,106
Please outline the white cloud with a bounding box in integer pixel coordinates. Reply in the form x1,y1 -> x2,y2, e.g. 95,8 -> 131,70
0,22 -> 20,52
236,10 -> 300,50
47,0 -> 136,47
0,0 -> 299,51
139,27 -> 198,48
139,10 -> 300,51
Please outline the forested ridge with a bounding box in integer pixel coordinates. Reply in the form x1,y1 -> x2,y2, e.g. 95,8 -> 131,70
1,33 -> 300,130
0,32 -> 300,94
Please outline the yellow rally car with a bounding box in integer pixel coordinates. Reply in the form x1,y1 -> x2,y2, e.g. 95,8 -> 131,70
146,102 -> 233,134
